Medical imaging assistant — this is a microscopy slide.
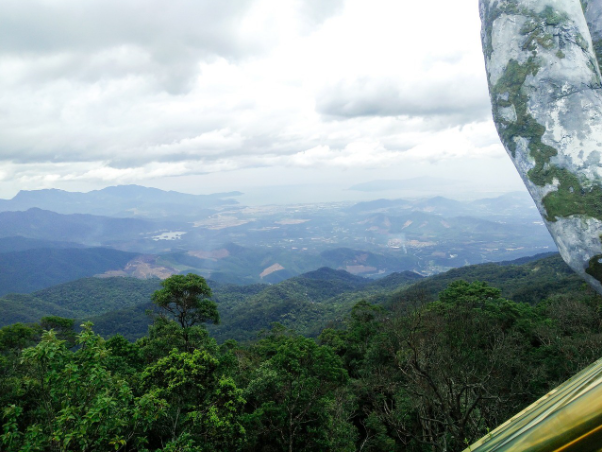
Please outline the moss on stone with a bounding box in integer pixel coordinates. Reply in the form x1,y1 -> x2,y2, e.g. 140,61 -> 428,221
482,0 -> 530,59
492,57 -> 602,223
537,33 -> 555,49
540,6 -> 566,26
542,170 -> 602,221
485,1 -> 602,224
483,2 -> 569,58
576,33 -> 589,51
520,19 -> 538,35
526,142 -> 558,186
492,57 -> 542,157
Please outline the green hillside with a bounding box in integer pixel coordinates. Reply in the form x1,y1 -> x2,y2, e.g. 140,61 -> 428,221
0,277 -> 160,327
91,253 -> 587,342
388,253 -> 580,307
0,252 -> 585,345
0,293 -> 74,326
30,277 -> 162,317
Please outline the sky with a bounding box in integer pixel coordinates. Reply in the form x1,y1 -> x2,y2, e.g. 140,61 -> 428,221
0,0 -> 528,203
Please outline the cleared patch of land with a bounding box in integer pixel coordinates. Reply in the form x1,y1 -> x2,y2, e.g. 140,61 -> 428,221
260,263 -> 285,278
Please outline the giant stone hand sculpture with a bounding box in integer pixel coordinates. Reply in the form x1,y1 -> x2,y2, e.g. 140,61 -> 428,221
480,0 -> 602,294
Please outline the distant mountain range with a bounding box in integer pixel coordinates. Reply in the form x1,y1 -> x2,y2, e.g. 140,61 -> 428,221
0,236 -> 85,253
0,188 -> 556,281
345,191 -> 540,221
0,185 -> 241,219
348,177 -> 461,192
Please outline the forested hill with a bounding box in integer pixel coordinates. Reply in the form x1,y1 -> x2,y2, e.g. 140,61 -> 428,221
389,252 -> 579,306
2,252 -> 601,451
0,252 -> 585,342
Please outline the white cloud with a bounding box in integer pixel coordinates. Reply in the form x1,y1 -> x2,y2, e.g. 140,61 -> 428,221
0,0 -> 507,199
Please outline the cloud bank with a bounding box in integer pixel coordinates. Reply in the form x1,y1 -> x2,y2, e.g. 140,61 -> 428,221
0,0 -> 506,196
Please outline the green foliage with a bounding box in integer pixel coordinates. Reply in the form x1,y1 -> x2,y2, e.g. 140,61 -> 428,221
0,323 -> 39,352
39,316 -> 76,348
141,348 -> 245,451
137,318 -> 218,363
389,254 -> 584,306
1,325 -> 165,451
34,277 -> 161,318
243,328 -> 353,451
151,274 -> 219,352
586,254 -> 602,282
0,276 -> 160,329
152,274 -> 218,329
3,262 -> 602,451
209,268 -> 420,343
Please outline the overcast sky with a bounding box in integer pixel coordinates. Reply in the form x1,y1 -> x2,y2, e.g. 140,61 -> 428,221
0,0 -> 527,202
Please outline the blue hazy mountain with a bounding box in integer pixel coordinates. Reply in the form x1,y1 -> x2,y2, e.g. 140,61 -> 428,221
0,184 -> 242,219
0,247 -> 138,296
0,208 -> 163,245
0,191 -> 557,276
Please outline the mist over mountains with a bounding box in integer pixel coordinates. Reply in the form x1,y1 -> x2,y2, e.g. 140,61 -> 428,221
0,184 -> 556,290
0,185 -> 241,219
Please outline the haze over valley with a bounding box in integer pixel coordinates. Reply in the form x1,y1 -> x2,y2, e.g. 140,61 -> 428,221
0,183 -> 556,292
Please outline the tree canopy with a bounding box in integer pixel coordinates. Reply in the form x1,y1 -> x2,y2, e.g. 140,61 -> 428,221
2,274 -> 602,451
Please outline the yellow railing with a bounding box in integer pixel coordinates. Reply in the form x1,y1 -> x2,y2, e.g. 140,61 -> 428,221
467,357 -> 602,451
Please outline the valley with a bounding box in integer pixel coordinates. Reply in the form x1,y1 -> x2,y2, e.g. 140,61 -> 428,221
0,184 -> 563,342
0,185 -> 592,452
0,186 -> 557,288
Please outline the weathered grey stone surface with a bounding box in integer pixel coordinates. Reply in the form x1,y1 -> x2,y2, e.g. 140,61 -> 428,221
480,0 -> 602,293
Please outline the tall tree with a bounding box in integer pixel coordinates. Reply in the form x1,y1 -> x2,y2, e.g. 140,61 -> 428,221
151,274 -> 219,351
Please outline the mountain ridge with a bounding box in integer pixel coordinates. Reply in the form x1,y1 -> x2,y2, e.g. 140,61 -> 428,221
0,252 -> 577,342
0,184 -> 241,219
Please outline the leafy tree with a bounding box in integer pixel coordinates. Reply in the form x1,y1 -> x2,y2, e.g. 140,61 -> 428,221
151,274 -> 219,351
0,323 -> 39,354
0,323 -> 41,413
141,348 -> 246,451
1,324 -> 165,451
244,328 -> 353,451
386,281 -> 536,450
320,300 -> 386,377
105,334 -> 145,377
137,317 -> 219,364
